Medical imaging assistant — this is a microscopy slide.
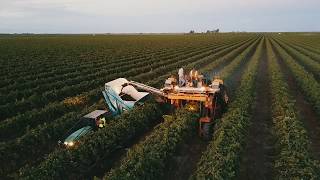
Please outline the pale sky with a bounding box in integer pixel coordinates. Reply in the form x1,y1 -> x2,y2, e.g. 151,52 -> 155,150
0,0 -> 319,33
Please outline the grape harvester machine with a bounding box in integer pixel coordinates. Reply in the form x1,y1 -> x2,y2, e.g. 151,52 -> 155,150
60,68 -> 228,147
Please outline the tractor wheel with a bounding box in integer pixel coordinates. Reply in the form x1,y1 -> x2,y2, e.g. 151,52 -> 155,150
202,122 -> 213,140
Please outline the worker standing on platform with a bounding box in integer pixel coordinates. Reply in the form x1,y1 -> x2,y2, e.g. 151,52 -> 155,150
190,70 -> 198,88
178,68 -> 185,87
197,75 -> 203,88
185,74 -> 191,87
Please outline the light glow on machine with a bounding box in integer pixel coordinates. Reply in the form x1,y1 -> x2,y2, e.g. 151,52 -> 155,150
64,141 -> 74,147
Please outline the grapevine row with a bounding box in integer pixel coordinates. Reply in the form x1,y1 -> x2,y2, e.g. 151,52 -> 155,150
194,37 -> 263,179
280,38 -> 320,62
0,36 -> 257,142
20,102 -> 163,179
0,37 -> 251,121
266,38 -> 319,178
104,37 -> 261,179
0,37 -> 259,176
1,35 -> 244,88
105,109 -> 198,179
272,37 -> 320,80
16,35 -> 260,178
270,38 -> 320,117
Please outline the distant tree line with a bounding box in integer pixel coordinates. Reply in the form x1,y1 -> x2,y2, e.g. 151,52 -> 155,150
189,28 -> 219,34
206,29 -> 219,33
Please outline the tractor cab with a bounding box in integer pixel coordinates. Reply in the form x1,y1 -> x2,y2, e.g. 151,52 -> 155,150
84,110 -> 109,129
61,110 -> 109,147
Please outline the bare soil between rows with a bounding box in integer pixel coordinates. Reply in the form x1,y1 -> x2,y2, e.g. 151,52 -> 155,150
272,41 -> 320,161
162,133 -> 208,180
238,38 -> 275,180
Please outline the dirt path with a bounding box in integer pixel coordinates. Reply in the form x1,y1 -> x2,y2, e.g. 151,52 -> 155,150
238,39 -> 275,180
162,134 -> 208,180
225,37 -> 261,99
271,40 -> 320,161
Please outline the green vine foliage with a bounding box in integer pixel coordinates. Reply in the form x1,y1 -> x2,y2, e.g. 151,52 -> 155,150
194,37 -> 263,179
267,38 -> 320,179
20,102 -> 162,179
106,109 -> 198,179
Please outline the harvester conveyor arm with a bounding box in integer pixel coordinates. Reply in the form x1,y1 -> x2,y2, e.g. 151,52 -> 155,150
129,81 -> 166,97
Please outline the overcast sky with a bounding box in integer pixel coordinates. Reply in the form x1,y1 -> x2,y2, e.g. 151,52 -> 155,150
0,0 -> 319,33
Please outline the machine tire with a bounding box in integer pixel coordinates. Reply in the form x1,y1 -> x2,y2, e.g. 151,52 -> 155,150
202,122 -> 213,140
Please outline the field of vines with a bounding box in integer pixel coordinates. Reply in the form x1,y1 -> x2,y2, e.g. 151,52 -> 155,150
0,33 -> 320,179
